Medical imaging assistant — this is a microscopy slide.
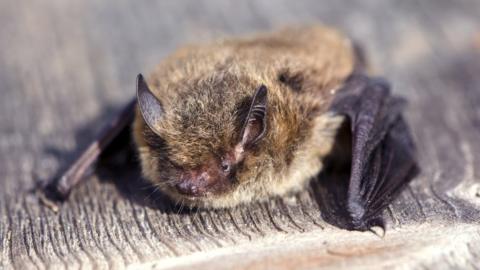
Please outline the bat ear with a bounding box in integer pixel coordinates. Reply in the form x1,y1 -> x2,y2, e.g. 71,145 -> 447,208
136,73 -> 164,135
239,85 -> 268,148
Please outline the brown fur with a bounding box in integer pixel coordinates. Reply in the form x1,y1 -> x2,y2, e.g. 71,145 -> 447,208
133,25 -> 355,208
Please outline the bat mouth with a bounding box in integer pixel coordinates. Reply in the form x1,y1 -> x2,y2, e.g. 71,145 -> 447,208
160,178 -> 233,208
173,178 -> 231,199
167,188 -> 216,209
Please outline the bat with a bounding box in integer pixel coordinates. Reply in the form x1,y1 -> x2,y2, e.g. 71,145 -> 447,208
43,25 -> 417,231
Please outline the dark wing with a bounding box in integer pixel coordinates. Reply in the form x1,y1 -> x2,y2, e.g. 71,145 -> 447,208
43,98 -> 137,202
328,74 -> 418,230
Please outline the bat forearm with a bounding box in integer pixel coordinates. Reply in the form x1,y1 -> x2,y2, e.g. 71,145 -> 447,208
45,99 -> 137,201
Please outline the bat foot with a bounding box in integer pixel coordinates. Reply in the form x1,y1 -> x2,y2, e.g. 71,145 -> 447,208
38,189 -> 61,213
45,178 -> 71,201
36,175 -> 73,212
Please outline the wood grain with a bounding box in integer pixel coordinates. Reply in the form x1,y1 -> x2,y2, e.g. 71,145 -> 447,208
1,0 -> 480,269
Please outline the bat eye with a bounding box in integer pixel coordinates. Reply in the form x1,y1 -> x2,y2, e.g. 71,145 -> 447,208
221,162 -> 231,173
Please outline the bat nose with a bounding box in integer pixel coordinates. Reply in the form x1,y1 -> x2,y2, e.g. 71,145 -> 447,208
175,172 -> 211,196
175,181 -> 200,196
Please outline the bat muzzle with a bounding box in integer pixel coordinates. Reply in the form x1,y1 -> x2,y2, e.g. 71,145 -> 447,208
175,171 -> 212,197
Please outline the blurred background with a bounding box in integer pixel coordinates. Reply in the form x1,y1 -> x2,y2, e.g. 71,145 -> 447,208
1,0 -> 480,269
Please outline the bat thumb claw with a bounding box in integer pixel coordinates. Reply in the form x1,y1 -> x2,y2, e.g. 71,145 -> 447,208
368,223 -> 386,238
349,213 -> 386,233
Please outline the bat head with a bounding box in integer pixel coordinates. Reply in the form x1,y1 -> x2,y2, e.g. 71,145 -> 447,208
134,73 -> 277,207
133,67 -> 343,208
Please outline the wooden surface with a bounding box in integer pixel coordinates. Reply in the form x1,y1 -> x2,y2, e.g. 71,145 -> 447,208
1,0 -> 480,269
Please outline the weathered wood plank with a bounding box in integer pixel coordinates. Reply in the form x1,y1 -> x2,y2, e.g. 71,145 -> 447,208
1,0 -> 480,269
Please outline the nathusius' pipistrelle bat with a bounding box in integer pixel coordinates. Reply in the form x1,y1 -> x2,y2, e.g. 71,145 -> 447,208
44,25 -> 417,231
